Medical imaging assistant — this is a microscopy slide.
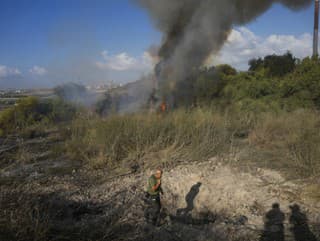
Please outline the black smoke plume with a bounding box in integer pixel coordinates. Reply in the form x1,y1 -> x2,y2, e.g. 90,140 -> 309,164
136,0 -> 312,85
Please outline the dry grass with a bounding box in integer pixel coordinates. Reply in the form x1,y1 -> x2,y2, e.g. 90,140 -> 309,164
304,184 -> 320,201
1,107 -> 320,241
64,108 -> 320,178
249,109 -> 320,177
0,189 -> 50,241
65,109 -> 238,170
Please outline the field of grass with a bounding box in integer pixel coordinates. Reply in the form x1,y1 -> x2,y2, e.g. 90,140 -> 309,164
2,54 -> 320,241
65,109 -> 233,170
1,97 -> 320,241
0,94 -> 318,179
63,107 -> 320,179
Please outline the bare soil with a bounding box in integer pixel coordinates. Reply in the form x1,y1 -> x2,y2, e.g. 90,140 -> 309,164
1,135 -> 319,241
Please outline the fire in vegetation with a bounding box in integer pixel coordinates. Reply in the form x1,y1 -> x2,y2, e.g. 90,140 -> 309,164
136,0 -> 312,106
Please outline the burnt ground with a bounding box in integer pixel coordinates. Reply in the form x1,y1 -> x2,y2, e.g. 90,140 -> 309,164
1,134 -> 320,241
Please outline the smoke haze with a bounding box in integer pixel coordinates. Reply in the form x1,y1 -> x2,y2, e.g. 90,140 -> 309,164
136,0 -> 313,83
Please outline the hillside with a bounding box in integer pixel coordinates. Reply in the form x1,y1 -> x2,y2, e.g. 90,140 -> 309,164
1,106 -> 320,240
1,54 -> 320,241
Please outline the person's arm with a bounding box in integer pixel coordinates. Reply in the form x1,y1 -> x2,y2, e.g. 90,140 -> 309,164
152,179 -> 161,191
159,185 -> 164,195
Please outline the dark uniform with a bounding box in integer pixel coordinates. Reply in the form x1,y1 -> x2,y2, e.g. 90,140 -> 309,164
144,174 -> 162,225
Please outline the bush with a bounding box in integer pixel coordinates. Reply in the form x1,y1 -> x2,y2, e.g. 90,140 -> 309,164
0,97 -> 77,136
48,98 -> 77,122
0,97 -> 40,134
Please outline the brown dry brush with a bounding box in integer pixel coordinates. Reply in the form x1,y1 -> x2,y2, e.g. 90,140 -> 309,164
64,108 -> 320,179
1,108 -> 320,241
0,186 -> 111,241
249,109 -> 320,177
0,188 -> 50,241
64,109 -> 238,170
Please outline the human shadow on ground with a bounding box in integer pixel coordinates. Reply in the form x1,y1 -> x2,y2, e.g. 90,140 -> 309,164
260,203 -> 319,241
170,182 -> 217,225
260,203 -> 285,241
176,182 -> 202,216
289,204 -> 318,241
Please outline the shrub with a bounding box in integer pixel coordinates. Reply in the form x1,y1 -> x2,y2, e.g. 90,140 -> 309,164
0,97 -> 76,136
0,97 -> 39,134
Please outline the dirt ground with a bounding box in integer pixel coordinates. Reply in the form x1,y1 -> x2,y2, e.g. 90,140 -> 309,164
2,152 -> 319,241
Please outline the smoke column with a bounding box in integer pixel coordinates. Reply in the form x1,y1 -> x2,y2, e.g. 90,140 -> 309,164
136,0 -> 312,84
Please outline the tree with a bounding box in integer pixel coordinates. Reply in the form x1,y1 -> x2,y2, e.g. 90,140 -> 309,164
249,58 -> 264,72
279,57 -> 320,110
264,52 -> 297,77
249,52 -> 297,77
216,64 -> 237,76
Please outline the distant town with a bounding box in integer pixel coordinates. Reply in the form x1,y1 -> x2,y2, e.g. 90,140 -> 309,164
0,81 -> 124,111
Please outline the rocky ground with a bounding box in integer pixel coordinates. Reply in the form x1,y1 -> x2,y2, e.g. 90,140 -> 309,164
1,135 -> 320,241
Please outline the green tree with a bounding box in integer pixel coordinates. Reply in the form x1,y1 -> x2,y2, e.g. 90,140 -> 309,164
248,58 -> 264,72
279,57 -> 320,110
249,52 -> 297,77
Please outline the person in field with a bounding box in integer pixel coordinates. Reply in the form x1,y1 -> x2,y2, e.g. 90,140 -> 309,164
144,167 -> 164,226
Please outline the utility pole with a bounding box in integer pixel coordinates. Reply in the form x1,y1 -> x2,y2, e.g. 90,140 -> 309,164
313,0 -> 319,57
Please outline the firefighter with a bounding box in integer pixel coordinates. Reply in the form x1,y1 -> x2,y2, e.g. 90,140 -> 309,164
144,167 -> 163,226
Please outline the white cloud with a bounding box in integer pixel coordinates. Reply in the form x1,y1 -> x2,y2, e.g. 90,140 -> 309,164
96,51 -> 153,72
0,65 -> 21,78
29,65 -> 47,76
214,27 -> 314,70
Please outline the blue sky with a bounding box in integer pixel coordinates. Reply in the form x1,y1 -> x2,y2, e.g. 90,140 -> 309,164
0,0 -> 316,89
247,3 -> 314,36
